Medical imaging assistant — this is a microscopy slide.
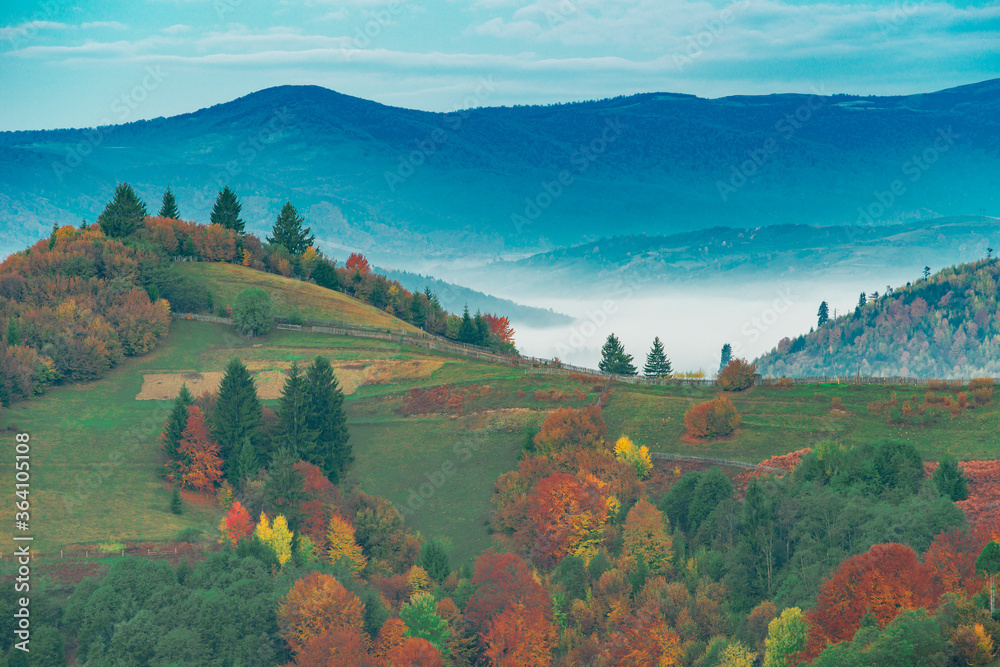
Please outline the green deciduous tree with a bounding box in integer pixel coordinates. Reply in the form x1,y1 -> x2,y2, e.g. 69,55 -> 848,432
210,185 -> 244,233
599,333 -> 637,376
159,187 -> 180,219
267,201 -> 314,255
304,356 -> 351,482
643,336 -> 673,378
232,288 -> 275,337
98,182 -> 147,238
212,357 -> 264,481
976,541 -> 1000,613
400,592 -> 451,655
763,607 -> 807,667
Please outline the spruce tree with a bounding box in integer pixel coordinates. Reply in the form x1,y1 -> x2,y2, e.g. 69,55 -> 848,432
720,343 -> 733,370
212,357 -> 264,482
97,182 -> 147,238
458,306 -> 477,345
162,384 -> 195,475
234,437 -> 260,487
858,292 -> 867,309
474,311 -> 490,346
264,445 -> 306,526
210,185 -> 244,233
599,333 -> 637,376
170,486 -> 183,514
304,356 -> 350,482
643,336 -> 673,378
159,187 -> 180,219
267,201 -> 314,255
275,362 -> 318,457
420,540 -> 451,583
817,301 -> 830,326
410,293 -> 426,329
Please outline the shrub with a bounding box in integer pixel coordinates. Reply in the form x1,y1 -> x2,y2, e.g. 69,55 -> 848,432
684,396 -> 741,439
778,376 -> 792,389
287,310 -> 304,326
831,397 -> 844,410
716,358 -> 757,391
971,378 -> 994,406
232,288 -> 275,337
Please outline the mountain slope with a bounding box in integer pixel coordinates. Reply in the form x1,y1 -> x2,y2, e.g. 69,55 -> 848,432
1,80 -> 998,266
755,258 -> 1000,378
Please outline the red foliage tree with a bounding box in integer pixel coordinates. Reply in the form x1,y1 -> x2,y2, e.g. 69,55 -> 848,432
925,528 -> 987,598
483,602 -> 556,666
387,637 -> 444,667
805,542 -> 937,656
532,405 -> 607,453
278,571 -> 366,656
346,252 -> 371,274
223,500 -> 254,546
292,627 -> 377,667
175,406 -> 223,492
106,288 -> 171,356
526,472 -> 612,568
484,314 -> 516,344
601,603 -> 682,666
190,223 -> 237,262
465,550 -> 552,632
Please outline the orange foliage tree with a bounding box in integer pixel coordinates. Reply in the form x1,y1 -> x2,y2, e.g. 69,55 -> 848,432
222,500 -> 254,546
483,602 -> 556,667
387,637 -> 445,667
526,472 -> 613,568
190,223 -> 237,261
484,314 -> 516,344
327,513 -> 368,574
106,288 -> 171,355
292,627 -> 376,667
924,527 -> 987,598
346,252 -> 371,274
372,617 -> 409,663
601,603 -> 682,666
622,498 -> 673,576
684,396 -> 741,439
174,406 -> 223,492
716,358 -> 757,391
533,405 -> 607,454
805,542 -> 937,656
465,550 -> 553,632
278,571 -> 366,656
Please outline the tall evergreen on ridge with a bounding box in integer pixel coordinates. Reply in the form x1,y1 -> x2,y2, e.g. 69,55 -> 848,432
643,337 -> 673,378
599,333 -> 637,376
720,343 -> 733,370
97,182 -> 147,238
211,185 -> 245,233
458,305 -> 477,344
264,445 -> 306,527
234,437 -> 260,488
275,361 -> 318,457
267,201 -> 314,255
161,383 -> 194,478
159,187 -> 180,219
212,357 -> 264,482
304,356 -> 350,483
817,301 -> 830,326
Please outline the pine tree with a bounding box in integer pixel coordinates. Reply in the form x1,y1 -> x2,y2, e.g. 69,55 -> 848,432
643,337 -> 673,378
276,361 -> 319,457
159,187 -> 180,219
170,486 -> 183,514
212,357 -> 264,482
48,222 -> 58,249
599,333 -> 637,376
410,293 -> 426,329
420,539 -> 451,583
97,182 -> 147,238
458,306 -> 477,344
817,301 -> 830,326
210,185 -> 245,233
267,201 -> 314,255
720,343 -> 733,370
474,311 -> 490,346
923,266 -> 931,280
235,437 -> 260,487
162,383 -> 195,479
304,356 -> 351,482
264,446 -> 306,526
857,292 -> 867,309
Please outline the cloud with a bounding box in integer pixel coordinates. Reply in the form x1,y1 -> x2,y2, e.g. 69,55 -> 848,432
163,24 -> 191,34
0,20 -> 68,42
80,21 -> 128,30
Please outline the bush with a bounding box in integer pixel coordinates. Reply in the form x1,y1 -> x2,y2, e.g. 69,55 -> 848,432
176,527 -> 202,543
684,396 -> 741,439
287,311 -> 304,326
971,378 -> 994,406
232,288 -> 275,337
716,358 -> 757,391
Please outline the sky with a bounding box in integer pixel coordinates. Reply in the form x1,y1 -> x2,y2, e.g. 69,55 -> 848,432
0,0 -> 998,131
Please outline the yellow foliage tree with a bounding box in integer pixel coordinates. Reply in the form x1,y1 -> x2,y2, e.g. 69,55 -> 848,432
255,513 -> 273,544
614,435 -> 652,479
326,513 -> 367,574
718,641 -> 757,667
408,565 -> 433,595
622,498 -> 673,576
269,515 -> 294,567
953,623 -> 995,666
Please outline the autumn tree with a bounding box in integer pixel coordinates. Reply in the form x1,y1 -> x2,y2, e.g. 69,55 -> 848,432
622,498 -> 673,576
465,550 -> 552,632
221,500 -> 254,546
643,336 -> 673,378
98,182 -> 147,238
232,288 -> 275,337
614,435 -> 652,479
483,602 -> 556,667
388,638 -> 444,667
924,528 -> 984,598
212,356 -> 264,480
161,383 -> 194,481
599,333 -> 637,376
763,607 -> 807,667
211,185 -> 245,234
268,201 -> 314,255
159,187 -> 179,219
326,513 -> 367,574
527,472 -> 613,568
372,618 -> 408,662
345,252 -> 371,274
400,592 -> 451,654
717,358 -> 757,391
484,313 -> 516,345
175,406 -> 224,492
684,396 -> 741,438
106,288 -> 170,355
533,405 -> 607,453
278,571 -> 365,656
601,603 -> 681,666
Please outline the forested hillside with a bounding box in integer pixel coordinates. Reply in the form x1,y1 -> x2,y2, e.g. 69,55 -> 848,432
757,257 -> 1000,378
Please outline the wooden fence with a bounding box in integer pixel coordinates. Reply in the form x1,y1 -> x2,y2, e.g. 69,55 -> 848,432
649,452 -> 782,472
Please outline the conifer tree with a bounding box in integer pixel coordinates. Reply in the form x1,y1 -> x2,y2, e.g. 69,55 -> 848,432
304,356 -> 351,482
720,343 -> 733,370
264,445 -> 306,527
98,182 -> 147,238
458,305 -> 477,344
817,301 -> 830,326
858,292 -> 867,309
599,333 -> 637,376
159,187 -> 180,219
170,486 -> 183,514
410,293 -> 426,329
234,437 -> 260,487
276,361 -> 318,457
212,357 -> 264,481
474,310 -> 490,346
267,201 -> 314,255
210,185 -> 244,233
643,337 -> 673,378
161,383 -> 195,479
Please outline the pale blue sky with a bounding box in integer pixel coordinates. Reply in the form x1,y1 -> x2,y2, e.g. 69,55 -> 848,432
1,0 -> 998,130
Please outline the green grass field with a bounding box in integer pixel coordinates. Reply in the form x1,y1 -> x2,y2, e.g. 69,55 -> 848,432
174,262 -> 420,331
4,313 -> 1000,564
